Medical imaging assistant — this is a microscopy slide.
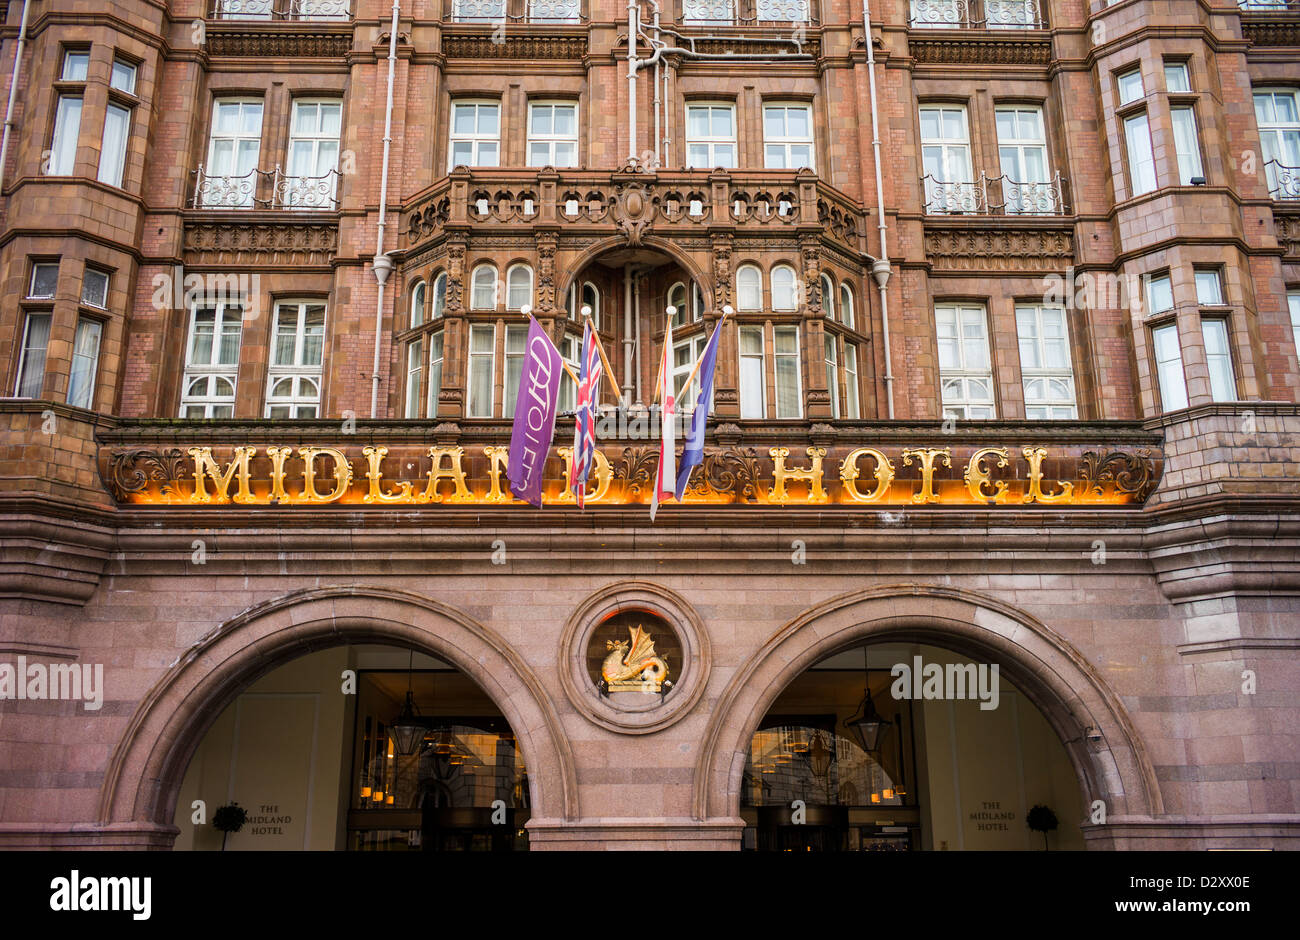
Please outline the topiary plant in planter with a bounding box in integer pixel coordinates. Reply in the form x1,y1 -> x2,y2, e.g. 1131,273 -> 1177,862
212,802 -> 248,852
1026,803 -> 1059,851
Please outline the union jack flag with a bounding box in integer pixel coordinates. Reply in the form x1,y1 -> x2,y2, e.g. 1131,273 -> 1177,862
571,320 -> 602,509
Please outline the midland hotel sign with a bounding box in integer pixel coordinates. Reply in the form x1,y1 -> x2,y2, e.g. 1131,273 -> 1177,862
102,438 -> 1160,508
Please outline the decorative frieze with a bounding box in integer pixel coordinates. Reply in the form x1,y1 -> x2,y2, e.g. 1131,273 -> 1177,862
443,34 -> 588,59
1241,21 -> 1300,48
909,36 -> 1052,66
182,219 -> 338,266
924,226 -> 1074,272
205,30 -> 352,58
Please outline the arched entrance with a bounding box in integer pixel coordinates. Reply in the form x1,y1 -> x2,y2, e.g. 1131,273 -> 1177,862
741,641 -> 1085,851
695,585 -> 1161,849
97,587 -> 578,849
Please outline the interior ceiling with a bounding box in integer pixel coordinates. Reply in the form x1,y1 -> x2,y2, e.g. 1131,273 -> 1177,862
592,249 -> 676,269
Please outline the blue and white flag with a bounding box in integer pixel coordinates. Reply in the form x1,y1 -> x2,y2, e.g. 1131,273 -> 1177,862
674,320 -> 723,501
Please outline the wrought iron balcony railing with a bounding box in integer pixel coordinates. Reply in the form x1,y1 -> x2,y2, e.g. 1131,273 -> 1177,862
909,0 -> 1045,29
921,172 -> 1068,216
1266,159 -> 1300,201
450,0 -> 587,22
1238,0 -> 1300,10
210,0 -> 351,18
191,165 -> 341,211
681,0 -> 816,25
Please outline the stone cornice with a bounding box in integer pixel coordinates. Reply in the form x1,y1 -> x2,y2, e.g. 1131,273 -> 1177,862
442,31 -> 588,59
204,25 -> 353,59
923,222 -> 1074,273
1242,18 -> 1300,48
908,33 -> 1051,67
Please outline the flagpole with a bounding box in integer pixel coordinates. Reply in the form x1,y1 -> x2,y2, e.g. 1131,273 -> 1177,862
580,305 -> 624,402
521,305 -> 581,386
652,306 -> 673,405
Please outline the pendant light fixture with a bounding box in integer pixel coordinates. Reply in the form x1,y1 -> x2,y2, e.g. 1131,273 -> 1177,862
845,647 -> 888,754
389,649 -> 428,757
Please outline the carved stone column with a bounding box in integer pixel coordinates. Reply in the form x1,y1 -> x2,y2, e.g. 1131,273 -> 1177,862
438,236 -> 468,419
710,233 -> 739,419
800,235 -> 833,420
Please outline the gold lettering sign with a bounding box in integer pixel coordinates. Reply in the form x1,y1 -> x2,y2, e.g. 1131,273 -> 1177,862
102,441 -> 1160,508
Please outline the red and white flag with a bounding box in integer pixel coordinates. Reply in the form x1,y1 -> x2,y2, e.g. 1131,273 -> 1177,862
651,322 -> 675,522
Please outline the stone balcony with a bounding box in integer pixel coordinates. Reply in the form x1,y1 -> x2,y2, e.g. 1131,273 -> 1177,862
402,166 -> 869,257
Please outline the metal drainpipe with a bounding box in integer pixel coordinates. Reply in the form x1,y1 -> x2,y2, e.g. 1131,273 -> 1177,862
650,0 -> 661,167
370,0 -> 401,419
627,0 -> 638,165
862,0 -> 895,418
623,264 -> 634,405
0,0 -> 32,195
633,268 -> 643,405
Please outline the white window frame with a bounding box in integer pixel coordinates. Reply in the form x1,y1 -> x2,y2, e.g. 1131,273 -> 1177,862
736,266 -> 762,311
1290,291 -> 1300,362
1145,273 -> 1174,315
1164,61 -> 1190,93
920,105 -> 975,213
771,265 -> 799,311
1124,111 -> 1158,197
204,98 -> 264,207
685,103 -> 737,170
773,325 -> 803,419
762,102 -> 814,170
431,272 -> 447,319
411,279 -> 427,328
467,323 -> 497,418
428,329 -> 445,417
506,264 -> 533,311
504,324 -> 529,418
285,99 -> 342,208
15,313 -> 52,399
449,101 -> 501,168
1254,89 -> 1300,198
672,334 -> 709,415
266,301 -> 326,418
1195,269 -> 1224,306
1016,304 -> 1078,420
821,273 -> 836,321
824,332 -> 840,419
843,341 -> 860,419
181,302 -> 243,418
739,325 -> 766,419
61,51 -> 89,82
1170,106 -> 1204,185
995,106 -> 1051,214
98,102 -> 131,188
81,267 -> 110,309
1118,69 -> 1145,106
840,284 -> 855,330
110,58 -> 137,95
558,332 -> 581,413
471,264 -> 498,310
29,262 -> 59,300
405,337 -> 423,419
527,101 -> 579,169
1152,322 -> 1188,412
48,95 -> 83,177
1202,317 -> 1237,403
936,304 -> 996,419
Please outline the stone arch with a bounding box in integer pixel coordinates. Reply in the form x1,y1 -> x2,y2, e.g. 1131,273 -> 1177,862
98,586 -> 579,841
557,234 -> 713,309
693,584 -> 1161,826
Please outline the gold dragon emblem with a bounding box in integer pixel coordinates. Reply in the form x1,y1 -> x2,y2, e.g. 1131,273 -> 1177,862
601,625 -> 669,692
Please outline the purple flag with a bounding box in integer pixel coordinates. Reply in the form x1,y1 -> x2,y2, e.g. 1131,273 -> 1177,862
507,318 -> 563,508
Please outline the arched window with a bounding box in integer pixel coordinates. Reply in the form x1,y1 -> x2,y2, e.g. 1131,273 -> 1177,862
692,282 -> 705,321
410,279 -> 427,328
667,281 -> 688,327
771,264 -> 798,311
432,272 -> 447,319
506,263 -> 533,310
582,281 -> 600,329
821,273 -> 835,320
840,284 -> 855,329
736,265 -> 762,310
471,264 -> 497,309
